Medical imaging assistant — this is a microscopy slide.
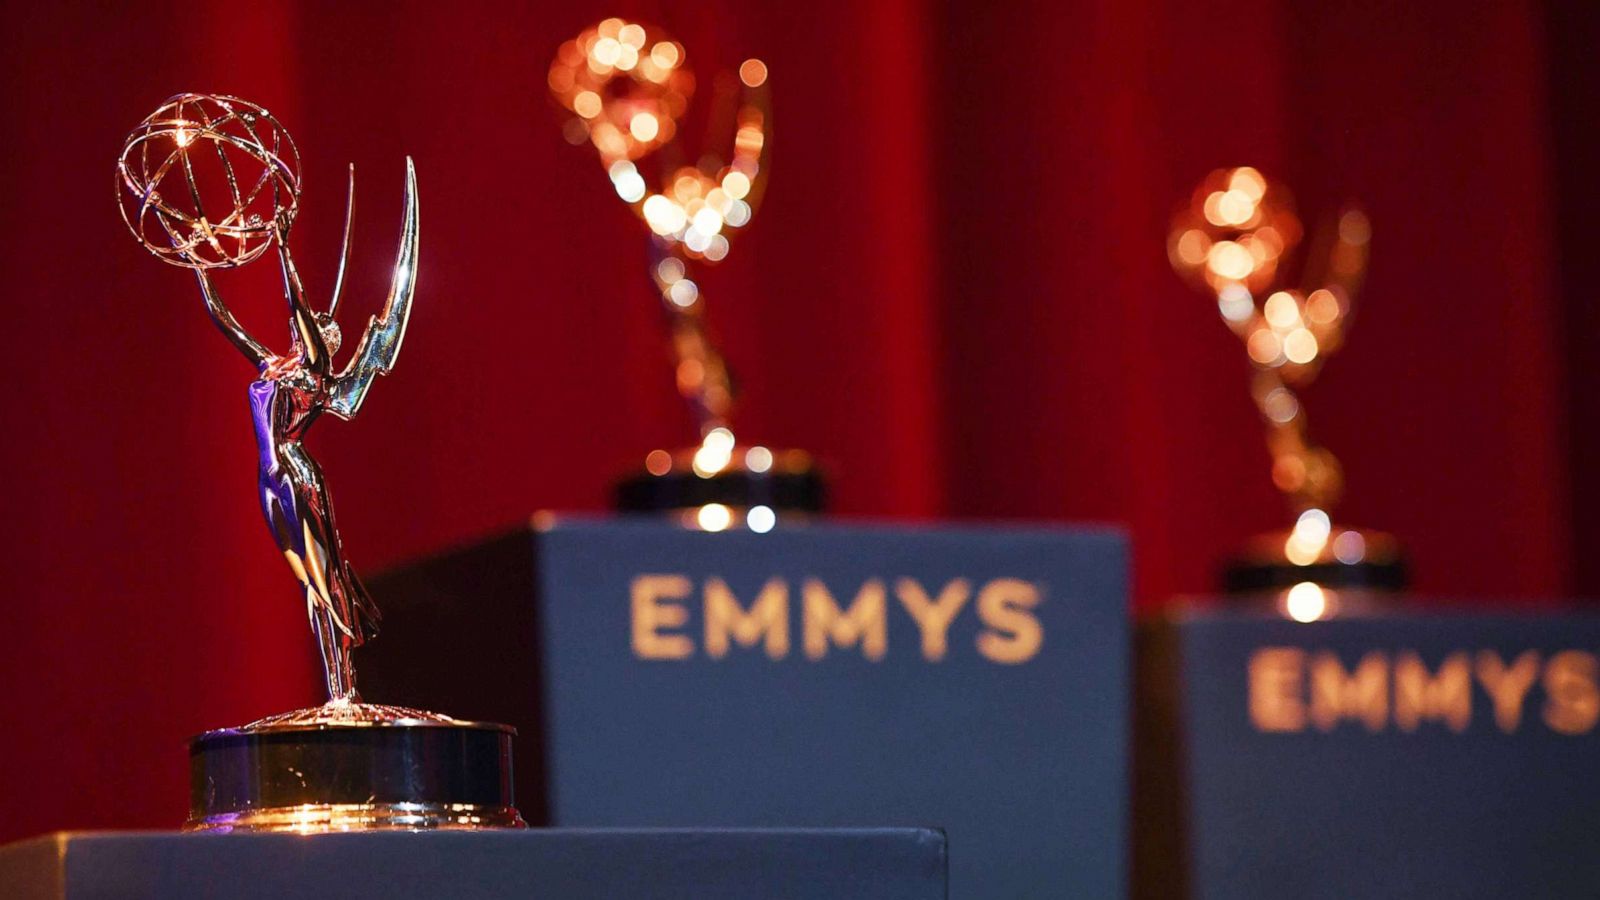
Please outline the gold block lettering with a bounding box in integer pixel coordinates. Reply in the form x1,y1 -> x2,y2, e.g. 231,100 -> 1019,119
894,577 -> 972,661
1249,647 -> 1307,732
1543,650 -> 1600,735
1310,651 -> 1388,732
975,578 -> 1043,664
704,577 -> 790,660
631,574 -> 694,660
802,578 -> 887,661
1394,651 -> 1471,733
1475,650 -> 1540,733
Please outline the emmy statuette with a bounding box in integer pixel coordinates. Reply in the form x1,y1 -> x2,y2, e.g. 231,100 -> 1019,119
550,19 -> 823,530
118,93 -> 524,832
1169,167 -> 1406,618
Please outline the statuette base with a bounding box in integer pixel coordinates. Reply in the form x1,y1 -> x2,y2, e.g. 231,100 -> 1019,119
187,702 -> 525,833
1222,525 -> 1408,596
615,448 -> 824,514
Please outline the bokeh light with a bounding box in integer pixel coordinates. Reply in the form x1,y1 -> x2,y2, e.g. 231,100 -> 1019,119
1282,582 -> 1333,622
747,505 -> 776,533
550,20 -> 769,265
554,20 -> 774,477
1169,166 -> 1374,557
696,503 -> 733,532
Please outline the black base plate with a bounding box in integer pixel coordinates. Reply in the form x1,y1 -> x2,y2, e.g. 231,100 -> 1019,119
1222,555 -> 1410,595
615,465 -> 825,513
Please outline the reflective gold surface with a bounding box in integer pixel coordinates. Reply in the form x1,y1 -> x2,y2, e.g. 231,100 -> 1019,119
552,18 -> 770,458
1170,168 -> 1398,590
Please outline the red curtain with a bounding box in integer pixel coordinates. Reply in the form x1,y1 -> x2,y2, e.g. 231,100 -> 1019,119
0,1 -> 1578,841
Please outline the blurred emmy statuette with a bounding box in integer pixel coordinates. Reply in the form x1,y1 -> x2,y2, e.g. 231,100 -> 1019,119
1168,166 -> 1406,618
550,18 -> 823,529
118,93 -> 524,832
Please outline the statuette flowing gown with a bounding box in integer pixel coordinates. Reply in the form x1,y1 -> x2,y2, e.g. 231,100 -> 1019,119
250,363 -> 380,702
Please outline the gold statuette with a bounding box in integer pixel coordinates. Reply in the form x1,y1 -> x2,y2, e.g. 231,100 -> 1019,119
551,18 -> 822,530
1169,167 -> 1405,618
